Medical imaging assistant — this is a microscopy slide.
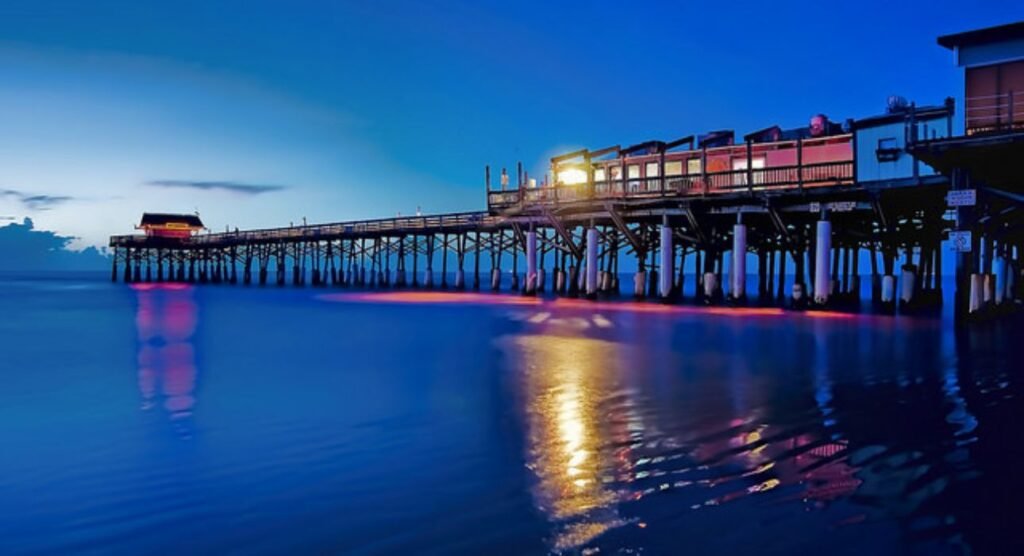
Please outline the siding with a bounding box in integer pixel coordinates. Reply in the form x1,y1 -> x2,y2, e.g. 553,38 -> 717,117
855,117 -> 950,183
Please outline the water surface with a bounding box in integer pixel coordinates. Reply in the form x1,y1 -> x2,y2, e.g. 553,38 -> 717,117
0,273 -> 1021,555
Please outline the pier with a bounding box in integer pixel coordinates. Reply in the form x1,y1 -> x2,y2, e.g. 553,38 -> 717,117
109,22 -> 1024,324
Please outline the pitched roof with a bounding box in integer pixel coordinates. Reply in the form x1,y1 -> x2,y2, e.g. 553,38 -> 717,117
139,213 -> 204,227
938,21 -> 1024,50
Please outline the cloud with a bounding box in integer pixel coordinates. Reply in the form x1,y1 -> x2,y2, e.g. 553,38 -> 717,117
145,180 -> 287,195
0,217 -> 109,271
2,189 -> 75,211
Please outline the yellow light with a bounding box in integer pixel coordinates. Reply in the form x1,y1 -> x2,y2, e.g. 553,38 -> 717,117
558,168 -> 588,185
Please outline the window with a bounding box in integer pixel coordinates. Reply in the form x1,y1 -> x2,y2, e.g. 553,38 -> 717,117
627,164 -> 641,179
876,137 -> 900,162
665,161 -> 683,176
732,157 -> 766,186
687,158 -> 702,175
594,168 -> 606,181
878,137 -> 898,150
609,166 -> 622,180
645,162 -> 660,177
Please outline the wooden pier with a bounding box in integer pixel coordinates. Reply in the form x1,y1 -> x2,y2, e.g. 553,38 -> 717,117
110,110 -> 994,319
110,21 -> 1024,324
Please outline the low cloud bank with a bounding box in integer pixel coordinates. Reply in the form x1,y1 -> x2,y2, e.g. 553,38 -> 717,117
0,218 -> 109,271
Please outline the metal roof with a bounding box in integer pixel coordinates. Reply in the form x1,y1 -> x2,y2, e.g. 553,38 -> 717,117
139,213 -> 204,227
937,21 -> 1024,50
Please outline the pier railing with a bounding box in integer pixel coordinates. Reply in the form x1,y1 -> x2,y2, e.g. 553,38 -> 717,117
488,160 -> 853,210
487,134 -> 855,212
110,211 -> 499,247
965,91 -> 1024,135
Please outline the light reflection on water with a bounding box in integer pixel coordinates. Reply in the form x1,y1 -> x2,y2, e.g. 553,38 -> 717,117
0,278 -> 1022,555
134,284 -> 199,437
505,333 -> 632,550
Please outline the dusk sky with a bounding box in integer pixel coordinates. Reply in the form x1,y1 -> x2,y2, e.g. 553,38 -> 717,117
0,0 -> 1019,251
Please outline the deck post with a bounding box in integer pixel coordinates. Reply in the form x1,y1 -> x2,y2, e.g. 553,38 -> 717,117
473,232 -> 481,290
585,223 -> 599,298
510,230 -> 520,291
440,234 -> 448,288
424,235 -> 434,288
537,229 -> 547,293
491,232 -> 502,291
659,215 -> 673,299
396,236 -> 407,287
412,235 -> 419,287
526,226 -> 538,294
732,214 -> 747,301
455,234 -> 466,290
814,211 -> 832,305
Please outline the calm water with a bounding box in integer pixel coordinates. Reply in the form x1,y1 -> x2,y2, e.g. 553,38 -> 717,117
1,272 -> 1022,555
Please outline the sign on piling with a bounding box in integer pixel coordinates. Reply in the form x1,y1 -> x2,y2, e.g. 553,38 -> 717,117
947,189 -> 976,207
949,230 -> 972,253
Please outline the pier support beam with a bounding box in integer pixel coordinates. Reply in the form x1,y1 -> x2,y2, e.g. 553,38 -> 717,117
525,228 -> 538,294
659,217 -> 673,300
814,217 -> 832,305
731,217 -> 747,301
585,225 -> 599,298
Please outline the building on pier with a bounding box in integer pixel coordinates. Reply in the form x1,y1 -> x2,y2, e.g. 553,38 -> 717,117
908,20 -> 1024,319
138,213 -> 205,239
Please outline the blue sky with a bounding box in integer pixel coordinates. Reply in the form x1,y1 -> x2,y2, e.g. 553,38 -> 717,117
0,0 -> 1020,252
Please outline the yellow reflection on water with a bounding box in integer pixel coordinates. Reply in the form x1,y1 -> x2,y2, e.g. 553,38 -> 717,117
504,333 -> 632,551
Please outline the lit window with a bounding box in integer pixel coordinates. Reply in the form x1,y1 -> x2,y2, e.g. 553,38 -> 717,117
557,168 -> 587,185
665,161 -> 683,176
732,157 -> 766,185
609,166 -> 622,179
627,165 -> 641,179
687,159 -> 702,175
645,162 -> 660,177
594,168 -> 606,181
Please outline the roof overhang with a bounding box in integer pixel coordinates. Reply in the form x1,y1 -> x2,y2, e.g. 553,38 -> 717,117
909,131 -> 1024,190
938,21 -> 1024,49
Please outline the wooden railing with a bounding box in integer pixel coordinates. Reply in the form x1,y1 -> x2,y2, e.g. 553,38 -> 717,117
488,160 -> 854,211
965,91 -> 1024,135
110,211 -> 499,247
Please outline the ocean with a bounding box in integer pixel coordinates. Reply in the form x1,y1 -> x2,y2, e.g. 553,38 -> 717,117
0,272 -> 1021,555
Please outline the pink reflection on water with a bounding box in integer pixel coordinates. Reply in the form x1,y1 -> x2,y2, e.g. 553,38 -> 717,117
134,285 -> 199,427
318,291 -> 883,322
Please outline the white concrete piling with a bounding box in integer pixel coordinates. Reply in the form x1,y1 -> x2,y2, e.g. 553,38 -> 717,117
881,275 -> 896,303
525,230 -> 538,294
703,272 -> 718,299
586,227 -> 599,297
731,222 -> 747,300
900,266 -> 915,304
996,257 -> 1008,305
659,222 -> 673,299
814,219 -> 831,305
633,271 -> 646,297
969,273 -> 984,313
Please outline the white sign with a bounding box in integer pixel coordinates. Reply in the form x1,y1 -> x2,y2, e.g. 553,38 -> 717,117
809,201 -> 857,213
947,189 -> 976,207
949,230 -> 972,253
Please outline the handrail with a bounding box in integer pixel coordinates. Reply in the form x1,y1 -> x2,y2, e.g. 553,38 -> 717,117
487,160 -> 854,211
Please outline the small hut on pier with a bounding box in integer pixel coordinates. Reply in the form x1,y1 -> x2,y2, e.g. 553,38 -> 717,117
137,213 -> 205,239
